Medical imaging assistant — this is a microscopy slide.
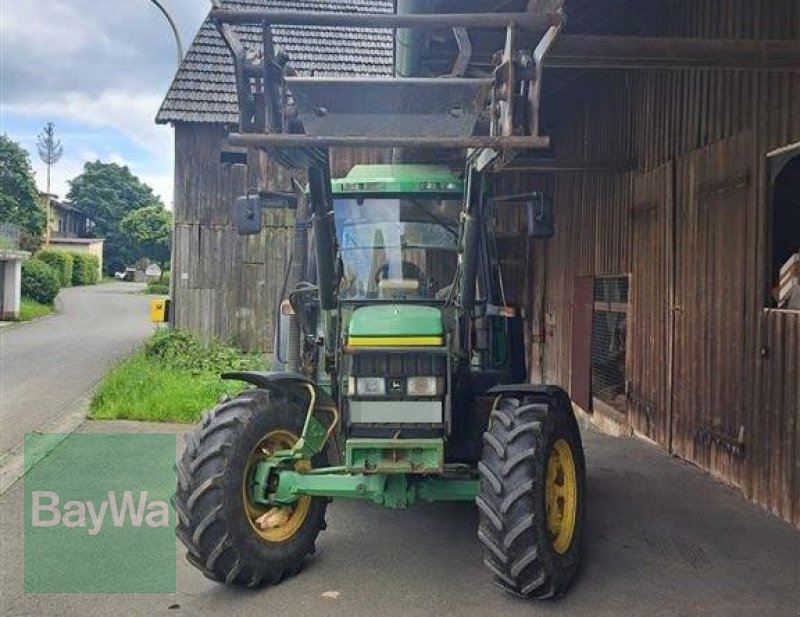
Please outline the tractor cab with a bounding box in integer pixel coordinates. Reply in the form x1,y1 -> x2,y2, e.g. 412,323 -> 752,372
332,166 -> 462,303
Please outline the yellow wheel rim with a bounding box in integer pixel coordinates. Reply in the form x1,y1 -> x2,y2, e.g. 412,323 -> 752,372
546,438 -> 578,555
243,430 -> 312,543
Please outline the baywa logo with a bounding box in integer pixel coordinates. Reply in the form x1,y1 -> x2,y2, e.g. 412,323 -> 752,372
24,433 -> 177,593
31,490 -> 170,536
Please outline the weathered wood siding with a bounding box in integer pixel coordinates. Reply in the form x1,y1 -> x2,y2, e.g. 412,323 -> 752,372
172,123 -> 390,352
173,123 -> 289,352
518,0 -> 799,523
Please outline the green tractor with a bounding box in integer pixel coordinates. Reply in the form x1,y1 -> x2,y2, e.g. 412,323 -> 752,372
177,2 -> 585,600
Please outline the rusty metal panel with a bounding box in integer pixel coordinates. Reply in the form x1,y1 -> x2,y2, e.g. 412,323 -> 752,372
570,276 -> 593,412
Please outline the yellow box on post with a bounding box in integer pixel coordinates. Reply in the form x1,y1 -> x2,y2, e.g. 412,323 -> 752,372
150,298 -> 170,323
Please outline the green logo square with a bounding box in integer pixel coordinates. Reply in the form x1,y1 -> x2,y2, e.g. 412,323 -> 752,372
24,433 -> 176,592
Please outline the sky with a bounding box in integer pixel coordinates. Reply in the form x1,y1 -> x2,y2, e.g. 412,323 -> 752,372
0,0 -> 210,208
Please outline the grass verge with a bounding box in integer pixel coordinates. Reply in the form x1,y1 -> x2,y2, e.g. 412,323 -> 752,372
17,298 -> 55,321
90,330 -> 266,424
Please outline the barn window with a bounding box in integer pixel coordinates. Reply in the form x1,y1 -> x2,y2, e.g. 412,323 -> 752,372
768,150 -> 800,310
591,276 -> 629,412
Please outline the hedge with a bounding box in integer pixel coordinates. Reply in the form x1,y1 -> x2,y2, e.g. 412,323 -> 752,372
37,250 -> 74,287
146,282 -> 170,295
71,253 -> 100,286
22,258 -> 61,305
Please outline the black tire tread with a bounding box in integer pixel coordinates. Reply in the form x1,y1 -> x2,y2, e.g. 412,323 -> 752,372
175,388 -> 328,587
477,392 -> 585,600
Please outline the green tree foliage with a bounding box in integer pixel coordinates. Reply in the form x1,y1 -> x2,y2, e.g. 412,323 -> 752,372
67,161 -> 166,273
0,135 -> 46,251
37,249 -> 74,287
22,258 -> 61,304
119,205 -> 172,266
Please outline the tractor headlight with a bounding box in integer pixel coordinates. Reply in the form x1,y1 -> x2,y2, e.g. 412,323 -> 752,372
406,376 -> 439,397
356,377 -> 386,396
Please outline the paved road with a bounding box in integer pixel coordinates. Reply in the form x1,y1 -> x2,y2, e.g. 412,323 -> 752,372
1,420 -> 796,616
0,283 -> 154,456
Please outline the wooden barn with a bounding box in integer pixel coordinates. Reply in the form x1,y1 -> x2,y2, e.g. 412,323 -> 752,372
157,0 -> 394,351
499,0 -> 799,526
158,0 -> 799,525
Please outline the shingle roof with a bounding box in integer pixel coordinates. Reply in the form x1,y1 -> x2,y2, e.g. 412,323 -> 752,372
157,0 -> 395,124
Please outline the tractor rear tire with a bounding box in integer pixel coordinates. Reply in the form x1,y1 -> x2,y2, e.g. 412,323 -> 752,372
477,391 -> 585,599
175,387 -> 329,588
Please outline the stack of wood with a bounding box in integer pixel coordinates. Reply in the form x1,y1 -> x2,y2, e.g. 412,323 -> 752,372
777,252 -> 800,309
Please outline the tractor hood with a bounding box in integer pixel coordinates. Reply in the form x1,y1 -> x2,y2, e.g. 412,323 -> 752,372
347,305 -> 444,347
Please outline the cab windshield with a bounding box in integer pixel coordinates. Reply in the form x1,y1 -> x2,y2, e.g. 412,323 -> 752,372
334,197 -> 461,301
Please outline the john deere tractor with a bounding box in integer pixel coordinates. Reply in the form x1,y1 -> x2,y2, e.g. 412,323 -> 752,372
176,1 -> 585,599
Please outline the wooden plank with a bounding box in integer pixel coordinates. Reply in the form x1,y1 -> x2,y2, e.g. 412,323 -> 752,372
547,35 -> 800,70
630,163 -> 672,445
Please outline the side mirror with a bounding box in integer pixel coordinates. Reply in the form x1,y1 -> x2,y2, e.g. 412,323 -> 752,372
233,191 -> 298,236
526,193 -> 554,239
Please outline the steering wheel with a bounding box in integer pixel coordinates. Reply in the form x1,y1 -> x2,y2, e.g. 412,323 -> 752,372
374,261 -> 425,285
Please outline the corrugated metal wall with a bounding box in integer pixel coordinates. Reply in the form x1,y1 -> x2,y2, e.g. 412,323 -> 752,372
517,0 -> 799,523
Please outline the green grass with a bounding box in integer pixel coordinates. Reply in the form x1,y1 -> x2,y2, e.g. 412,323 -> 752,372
89,353 -> 246,423
89,329 -> 266,423
17,298 -> 55,321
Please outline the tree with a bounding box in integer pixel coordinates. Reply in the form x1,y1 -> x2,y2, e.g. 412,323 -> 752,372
0,135 -> 46,251
119,205 -> 172,266
68,161 -> 165,273
37,122 -> 64,246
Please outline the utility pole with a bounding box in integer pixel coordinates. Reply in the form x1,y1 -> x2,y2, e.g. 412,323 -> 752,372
37,122 -> 63,247
147,0 -> 184,325
148,0 -> 184,67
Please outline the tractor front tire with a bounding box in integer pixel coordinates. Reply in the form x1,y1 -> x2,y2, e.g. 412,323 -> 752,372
175,387 -> 329,588
477,392 -> 585,599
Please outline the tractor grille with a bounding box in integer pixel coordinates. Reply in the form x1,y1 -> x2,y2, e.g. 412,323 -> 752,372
351,353 -> 447,377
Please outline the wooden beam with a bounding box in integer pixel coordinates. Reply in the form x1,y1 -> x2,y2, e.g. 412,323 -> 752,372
495,159 -> 635,173
227,133 -> 551,150
210,9 -> 560,30
549,35 -> 800,71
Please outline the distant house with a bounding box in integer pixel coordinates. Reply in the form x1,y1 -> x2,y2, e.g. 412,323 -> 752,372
41,193 -> 105,276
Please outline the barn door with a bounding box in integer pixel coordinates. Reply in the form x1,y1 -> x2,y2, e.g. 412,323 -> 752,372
672,132 -> 756,483
629,162 -> 673,446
